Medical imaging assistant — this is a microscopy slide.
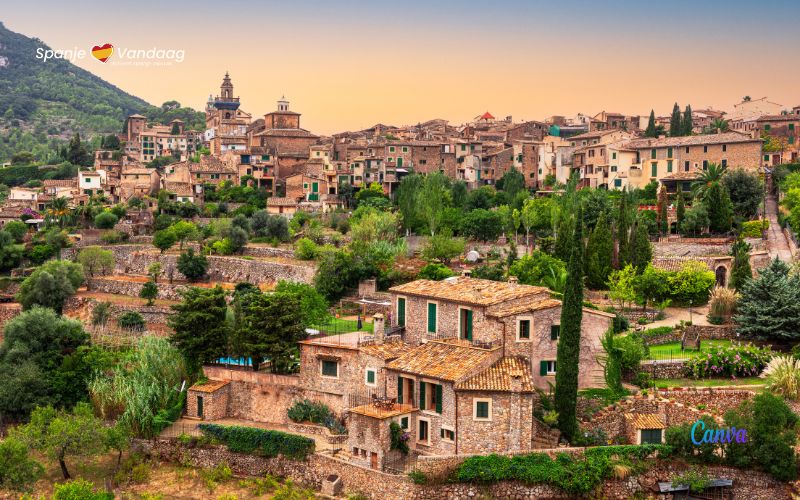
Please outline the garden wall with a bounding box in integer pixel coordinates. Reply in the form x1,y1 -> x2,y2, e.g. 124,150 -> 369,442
655,387 -> 757,415
640,360 -> 688,379
88,277 -> 191,302
135,439 -> 790,499
684,324 -> 738,341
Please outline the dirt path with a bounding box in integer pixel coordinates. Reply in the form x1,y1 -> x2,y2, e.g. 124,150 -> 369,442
765,194 -> 793,262
644,304 -> 711,329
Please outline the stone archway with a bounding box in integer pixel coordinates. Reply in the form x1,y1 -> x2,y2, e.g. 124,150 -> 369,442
715,266 -> 727,287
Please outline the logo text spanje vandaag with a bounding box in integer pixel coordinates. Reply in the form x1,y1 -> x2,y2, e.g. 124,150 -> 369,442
690,419 -> 748,445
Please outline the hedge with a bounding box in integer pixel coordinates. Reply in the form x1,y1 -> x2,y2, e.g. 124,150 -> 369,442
456,445 -> 671,495
740,220 -> 768,238
198,423 -> 315,460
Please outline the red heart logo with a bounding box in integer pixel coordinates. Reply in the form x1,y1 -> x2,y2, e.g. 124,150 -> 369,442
91,43 -> 114,62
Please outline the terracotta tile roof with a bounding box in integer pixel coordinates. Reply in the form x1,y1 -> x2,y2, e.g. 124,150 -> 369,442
757,114 -> 800,122
390,277 -> 549,307
189,379 -> 230,393
42,179 -> 76,188
487,298 -> 561,318
386,340 -> 498,382
188,156 -> 238,174
359,341 -> 415,361
267,197 -> 298,207
623,132 -> 760,149
659,170 -> 703,181
652,256 -> 731,273
624,413 -> 666,429
568,129 -> 624,141
164,181 -> 193,196
455,357 -> 534,393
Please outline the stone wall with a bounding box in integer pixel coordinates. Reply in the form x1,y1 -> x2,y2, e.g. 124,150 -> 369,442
136,439 -> 791,499
684,324 -> 739,341
640,360 -> 688,379
63,244 -> 314,285
88,277 -> 192,302
0,303 -> 21,337
187,386 -> 230,421
655,387 -> 757,415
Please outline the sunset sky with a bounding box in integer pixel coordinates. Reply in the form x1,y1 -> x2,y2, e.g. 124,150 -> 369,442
4,0 -> 799,134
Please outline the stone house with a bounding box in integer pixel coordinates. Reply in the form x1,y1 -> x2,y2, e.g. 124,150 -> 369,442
756,114 -> 800,165
285,173 -> 328,203
294,276 -> 612,470
186,380 -> 230,421
622,133 -> 763,191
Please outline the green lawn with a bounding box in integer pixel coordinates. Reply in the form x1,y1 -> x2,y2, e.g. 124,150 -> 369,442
654,377 -> 765,389
646,340 -> 732,360
318,316 -> 373,334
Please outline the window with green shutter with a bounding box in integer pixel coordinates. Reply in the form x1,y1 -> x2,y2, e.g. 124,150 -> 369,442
475,401 -> 489,419
460,309 -> 473,340
397,376 -> 404,404
612,152 -> 617,160
650,149 -> 656,159
651,163 -> 658,177
790,136 -> 795,144
764,155 -> 770,161
401,417 -> 409,429
550,325 -> 560,340
667,147 -> 673,158
614,179 -> 622,187
640,429 -> 662,444
321,360 -> 338,377
790,124 -> 795,131
366,369 -> 376,385
419,381 -> 426,410
667,160 -> 673,173
427,303 -> 437,333
519,319 -> 530,339
397,298 -> 406,327
764,124 -> 771,131
435,384 -> 443,414
540,360 -> 548,376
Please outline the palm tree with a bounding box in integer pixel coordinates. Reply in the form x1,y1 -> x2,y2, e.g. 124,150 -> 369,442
692,162 -> 727,200
46,197 -> 70,228
709,118 -> 729,133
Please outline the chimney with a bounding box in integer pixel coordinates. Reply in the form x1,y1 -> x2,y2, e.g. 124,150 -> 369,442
463,269 -> 472,278
508,276 -> 519,285
373,313 -> 385,343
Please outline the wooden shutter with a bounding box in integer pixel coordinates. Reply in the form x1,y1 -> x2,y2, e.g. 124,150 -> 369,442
435,384 -> 443,414
397,298 -> 406,327
419,381 -> 426,410
465,310 -> 473,341
540,361 -> 548,376
397,376 -> 403,404
427,303 -> 437,333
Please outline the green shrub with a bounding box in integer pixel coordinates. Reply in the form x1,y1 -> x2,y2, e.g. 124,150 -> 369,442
272,478 -> 315,500
117,311 -> 146,331
417,263 -> 455,281
638,326 -> 674,338
286,399 -> 344,433
0,436 -> 43,491
615,334 -> 647,372
52,479 -> 114,500
633,371 -> 652,389
740,219 -> 768,238
408,470 -> 428,485
200,463 -> 233,492
389,421 -> 410,454
198,424 -> 315,460
294,238 -> 318,260
686,342 -> 773,378
670,469 -> 712,493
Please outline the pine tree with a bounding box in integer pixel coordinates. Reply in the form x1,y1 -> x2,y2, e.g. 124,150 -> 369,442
555,204 -> 584,441
676,186 -> 686,230
645,110 -> 657,138
629,221 -> 652,273
616,191 -> 630,268
682,104 -> 693,136
735,259 -> 800,340
669,103 -> 682,137
730,238 -> 753,290
586,211 -> 613,289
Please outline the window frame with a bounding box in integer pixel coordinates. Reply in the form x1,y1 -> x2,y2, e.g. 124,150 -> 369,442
418,416 -> 431,444
396,296 -> 406,327
458,306 -> 473,341
365,367 -> 377,386
320,359 -> 339,379
440,426 -> 456,442
473,398 -> 492,421
516,315 -> 533,341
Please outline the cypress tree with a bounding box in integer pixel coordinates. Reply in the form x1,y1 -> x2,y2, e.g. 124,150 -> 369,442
629,221 -> 652,273
656,185 -> 669,235
555,204 -> 584,441
706,182 -> 733,233
554,213 -> 573,260
616,190 -> 631,268
645,110 -> 657,138
676,186 -> 686,230
669,102 -> 682,137
730,238 -> 753,291
586,211 -> 613,289
682,104 -> 693,136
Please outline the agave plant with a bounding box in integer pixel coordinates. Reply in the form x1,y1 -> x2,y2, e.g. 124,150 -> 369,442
761,355 -> 800,400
